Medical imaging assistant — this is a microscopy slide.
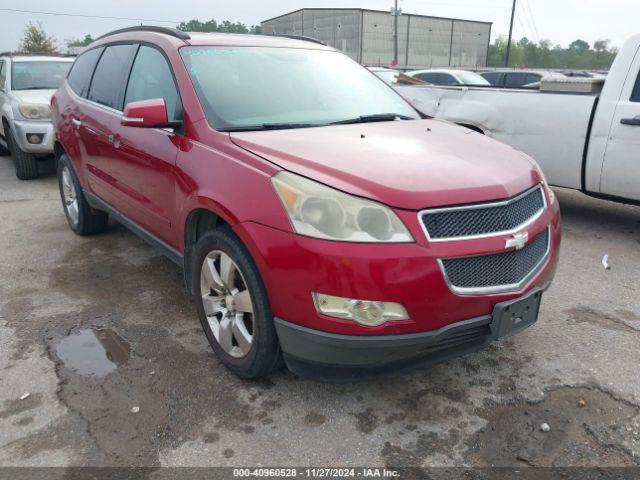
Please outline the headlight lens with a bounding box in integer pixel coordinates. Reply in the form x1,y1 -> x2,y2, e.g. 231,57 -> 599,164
271,171 -> 413,243
18,103 -> 51,120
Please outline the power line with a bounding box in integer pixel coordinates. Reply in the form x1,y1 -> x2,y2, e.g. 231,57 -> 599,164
0,7 -> 182,24
522,0 -> 541,41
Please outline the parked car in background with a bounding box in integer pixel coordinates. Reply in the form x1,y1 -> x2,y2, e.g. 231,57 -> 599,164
52,27 -> 560,381
395,34 -> 640,204
0,53 -> 74,179
406,69 -> 490,86
367,66 -> 400,84
480,69 -> 567,89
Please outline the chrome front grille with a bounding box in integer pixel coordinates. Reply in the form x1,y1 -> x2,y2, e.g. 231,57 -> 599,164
440,228 -> 550,294
420,185 -> 546,241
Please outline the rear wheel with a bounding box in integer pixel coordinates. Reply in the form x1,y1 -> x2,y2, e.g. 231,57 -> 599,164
191,227 -> 282,378
57,153 -> 108,235
6,128 -> 38,180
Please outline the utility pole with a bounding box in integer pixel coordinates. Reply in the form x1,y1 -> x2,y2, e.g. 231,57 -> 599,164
505,0 -> 516,66
393,0 -> 399,66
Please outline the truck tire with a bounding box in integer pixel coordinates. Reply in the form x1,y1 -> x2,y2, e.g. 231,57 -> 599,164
6,127 -> 39,180
57,153 -> 109,235
0,137 -> 9,156
191,227 -> 283,379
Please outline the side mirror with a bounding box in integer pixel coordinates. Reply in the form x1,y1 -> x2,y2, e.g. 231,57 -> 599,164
121,98 -> 179,128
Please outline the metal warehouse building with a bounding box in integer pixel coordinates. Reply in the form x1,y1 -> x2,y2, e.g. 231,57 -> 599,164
261,8 -> 492,69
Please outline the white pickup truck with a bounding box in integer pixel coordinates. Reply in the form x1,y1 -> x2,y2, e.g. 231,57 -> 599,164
395,34 -> 640,203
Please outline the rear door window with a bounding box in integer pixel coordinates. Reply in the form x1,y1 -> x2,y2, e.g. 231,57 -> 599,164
124,45 -> 182,122
504,72 -> 528,88
67,47 -> 103,98
416,72 -> 457,85
88,44 -> 136,110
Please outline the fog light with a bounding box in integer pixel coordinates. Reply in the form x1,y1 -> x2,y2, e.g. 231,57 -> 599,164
27,134 -> 43,144
312,292 -> 409,326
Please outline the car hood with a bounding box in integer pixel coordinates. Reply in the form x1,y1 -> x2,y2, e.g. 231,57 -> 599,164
10,89 -> 56,104
230,119 -> 540,210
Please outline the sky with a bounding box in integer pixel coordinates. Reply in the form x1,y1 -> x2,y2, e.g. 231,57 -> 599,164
0,0 -> 636,52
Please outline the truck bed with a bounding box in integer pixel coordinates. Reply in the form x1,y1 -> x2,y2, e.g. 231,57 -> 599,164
395,84 -> 598,190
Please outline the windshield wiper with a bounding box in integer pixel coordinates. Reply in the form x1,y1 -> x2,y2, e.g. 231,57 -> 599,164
220,122 -> 324,132
329,113 -> 415,125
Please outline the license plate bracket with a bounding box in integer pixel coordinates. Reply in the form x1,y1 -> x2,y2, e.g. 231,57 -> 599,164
491,288 -> 543,339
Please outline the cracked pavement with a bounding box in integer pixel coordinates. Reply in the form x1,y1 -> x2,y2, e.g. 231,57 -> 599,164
0,155 -> 639,469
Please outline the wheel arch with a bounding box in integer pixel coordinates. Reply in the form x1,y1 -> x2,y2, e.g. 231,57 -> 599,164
183,205 -> 233,295
54,141 -> 66,160
457,122 -> 486,134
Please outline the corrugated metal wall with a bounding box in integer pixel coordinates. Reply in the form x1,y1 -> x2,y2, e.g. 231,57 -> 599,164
261,9 -> 490,68
450,20 -> 491,68
406,16 -> 454,68
262,9 -> 362,62
361,11 -> 408,66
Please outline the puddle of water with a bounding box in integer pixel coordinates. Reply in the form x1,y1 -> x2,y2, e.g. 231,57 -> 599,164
55,328 -> 130,377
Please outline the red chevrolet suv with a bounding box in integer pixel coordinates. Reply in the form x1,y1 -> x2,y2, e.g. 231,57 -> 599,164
51,27 -> 561,381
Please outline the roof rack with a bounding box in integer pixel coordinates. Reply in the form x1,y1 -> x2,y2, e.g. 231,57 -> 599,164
275,34 -> 326,46
96,26 -> 191,41
0,51 -> 75,58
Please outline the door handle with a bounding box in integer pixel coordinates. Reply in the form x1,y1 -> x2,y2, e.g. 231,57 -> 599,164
71,118 -> 82,127
108,134 -> 114,144
621,116 -> 640,126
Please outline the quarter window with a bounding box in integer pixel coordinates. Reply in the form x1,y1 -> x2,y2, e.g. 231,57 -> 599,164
124,46 -> 181,121
631,71 -> 640,102
0,61 -> 5,90
481,72 -> 501,85
67,47 -> 103,98
88,44 -> 136,109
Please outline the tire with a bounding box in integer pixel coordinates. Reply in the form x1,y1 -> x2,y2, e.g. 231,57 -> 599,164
191,227 -> 282,379
6,128 -> 38,180
57,153 -> 109,235
0,135 -> 9,156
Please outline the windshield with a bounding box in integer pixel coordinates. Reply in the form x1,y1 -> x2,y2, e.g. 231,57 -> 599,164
455,71 -> 490,86
11,61 -> 72,91
180,47 -> 419,130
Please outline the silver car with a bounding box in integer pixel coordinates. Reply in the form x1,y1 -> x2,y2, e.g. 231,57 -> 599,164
0,54 -> 74,179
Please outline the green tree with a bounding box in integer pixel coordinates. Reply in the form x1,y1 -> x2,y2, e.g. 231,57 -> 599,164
177,19 -> 260,34
66,34 -> 94,48
568,39 -> 590,52
19,22 -> 57,53
488,36 -> 617,70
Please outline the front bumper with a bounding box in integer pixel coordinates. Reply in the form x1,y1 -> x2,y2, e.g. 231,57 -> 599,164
275,285 -> 547,381
236,205 -> 560,337
11,120 -> 55,154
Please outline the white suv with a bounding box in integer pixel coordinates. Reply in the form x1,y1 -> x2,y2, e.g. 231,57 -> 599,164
0,53 -> 74,179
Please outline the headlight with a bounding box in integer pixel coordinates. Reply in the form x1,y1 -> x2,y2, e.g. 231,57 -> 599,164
18,103 -> 51,120
533,162 -> 555,203
271,171 -> 413,243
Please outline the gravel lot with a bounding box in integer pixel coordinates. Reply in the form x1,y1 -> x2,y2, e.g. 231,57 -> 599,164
1,154 -> 639,470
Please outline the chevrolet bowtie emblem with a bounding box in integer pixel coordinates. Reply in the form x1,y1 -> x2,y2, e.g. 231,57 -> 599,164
505,232 -> 529,250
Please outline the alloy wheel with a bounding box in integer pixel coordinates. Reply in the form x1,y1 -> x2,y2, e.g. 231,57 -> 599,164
200,250 -> 254,358
61,166 -> 79,226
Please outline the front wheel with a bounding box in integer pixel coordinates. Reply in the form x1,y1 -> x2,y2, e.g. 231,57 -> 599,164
191,227 -> 282,378
6,128 -> 38,180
